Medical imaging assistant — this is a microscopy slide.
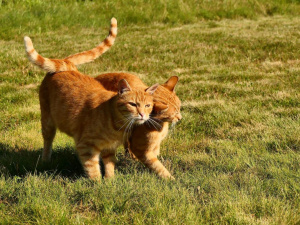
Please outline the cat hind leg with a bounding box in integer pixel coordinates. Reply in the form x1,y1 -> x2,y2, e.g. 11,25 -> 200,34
41,116 -> 56,162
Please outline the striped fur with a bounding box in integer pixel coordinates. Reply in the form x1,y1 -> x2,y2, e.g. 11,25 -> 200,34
65,17 -> 117,65
24,18 -> 117,73
125,122 -> 174,179
23,17 -> 182,180
95,73 -> 181,180
39,70 -> 158,180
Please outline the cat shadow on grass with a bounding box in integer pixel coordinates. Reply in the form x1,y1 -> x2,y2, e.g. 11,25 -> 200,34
0,142 -> 144,180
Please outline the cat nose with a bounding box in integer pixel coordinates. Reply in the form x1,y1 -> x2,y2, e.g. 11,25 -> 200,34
139,112 -> 144,118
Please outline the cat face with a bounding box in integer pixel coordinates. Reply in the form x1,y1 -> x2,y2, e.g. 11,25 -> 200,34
151,76 -> 182,124
116,79 -> 159,125
152,92 -> 182,124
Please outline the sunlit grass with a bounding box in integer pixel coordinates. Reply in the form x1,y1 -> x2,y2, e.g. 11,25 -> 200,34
0,0 -> 300,224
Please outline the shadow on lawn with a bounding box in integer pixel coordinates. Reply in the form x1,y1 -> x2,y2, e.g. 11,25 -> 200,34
0,142 -> 145,179
0,142 -> 83,179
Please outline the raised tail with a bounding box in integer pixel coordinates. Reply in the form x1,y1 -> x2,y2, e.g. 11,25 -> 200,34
24,17 -> 117,73
24,36 -> 78,73
65,17 -> 117,65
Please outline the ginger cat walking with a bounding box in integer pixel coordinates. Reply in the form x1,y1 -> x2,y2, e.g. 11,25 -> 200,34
24,18 -> 159,179
24,18 -> 182,180
39,71 -> 158,179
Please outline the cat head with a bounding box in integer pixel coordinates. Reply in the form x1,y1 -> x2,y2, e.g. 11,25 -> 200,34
151,76 -> 182,124
116,79 -> 159,126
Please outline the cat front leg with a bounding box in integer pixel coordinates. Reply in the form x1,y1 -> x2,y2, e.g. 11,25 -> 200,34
136,151 -> 174,180
77,145 -> 101,180
152,145 -> 160,158
101,149 -> 117,179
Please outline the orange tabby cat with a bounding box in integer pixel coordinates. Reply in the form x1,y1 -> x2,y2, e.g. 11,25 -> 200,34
38,70 -> 158,180
24,19 -> 161,180
24,18 -> 182,179
95,73 -> 181,179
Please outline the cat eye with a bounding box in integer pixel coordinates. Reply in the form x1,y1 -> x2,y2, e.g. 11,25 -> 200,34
145,104 -> 151,108
128,102 -> 137,107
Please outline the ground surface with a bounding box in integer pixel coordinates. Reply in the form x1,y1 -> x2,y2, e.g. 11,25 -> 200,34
0,1 -> 299,224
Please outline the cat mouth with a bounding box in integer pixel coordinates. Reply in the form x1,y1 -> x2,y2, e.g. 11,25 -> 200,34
136,118 -> 146,124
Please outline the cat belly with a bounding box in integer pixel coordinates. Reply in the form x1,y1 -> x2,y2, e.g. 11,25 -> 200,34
95,139 -> 121,151
75,128 -> 123,151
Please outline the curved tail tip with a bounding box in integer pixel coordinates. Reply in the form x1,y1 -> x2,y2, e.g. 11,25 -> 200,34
111,17 -> 117,25
24,36 -> 32,44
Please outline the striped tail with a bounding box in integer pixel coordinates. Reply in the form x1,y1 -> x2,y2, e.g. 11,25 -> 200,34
65,17 -> 117,65
24,17 -> 117,73
24,36 -> 78,73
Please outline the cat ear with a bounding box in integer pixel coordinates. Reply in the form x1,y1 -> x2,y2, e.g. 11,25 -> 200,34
118,79 -> 132,95
153,102 -> 169,113
146,83 -> 159,95
163,76 -> 178,92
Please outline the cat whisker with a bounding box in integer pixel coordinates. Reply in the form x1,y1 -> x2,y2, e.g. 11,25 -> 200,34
149,115 -> 164,124
118,116 -> 132,131
115,117 -> 130,124
146,118 -> 156,129
126,120 -> 135,141
149,118 -> 162,129
148,120 -> 158,131
123,118 -> 135,143
118,120 -> 130,131
147,118 -> 160,131
125,119 -> 134,133
151,116 -> 163,124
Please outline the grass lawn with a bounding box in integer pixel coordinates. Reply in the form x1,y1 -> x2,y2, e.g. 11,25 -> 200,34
0,0 -> 299,224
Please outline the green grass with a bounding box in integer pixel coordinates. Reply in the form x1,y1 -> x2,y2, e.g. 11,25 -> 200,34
1,0 -> 300,224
